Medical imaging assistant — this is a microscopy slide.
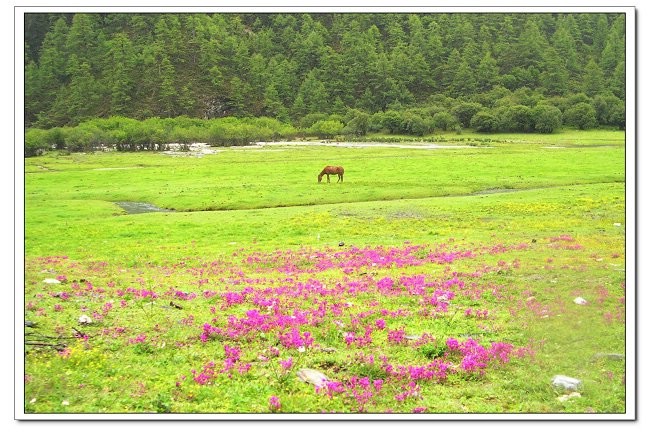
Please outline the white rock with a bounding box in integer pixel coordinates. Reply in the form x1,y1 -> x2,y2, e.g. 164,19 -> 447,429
78,315 -> 92,324
297,368 -> 329,387
552,375 -> 582,391
43,278 -> 61,284
574,297 -> 588,305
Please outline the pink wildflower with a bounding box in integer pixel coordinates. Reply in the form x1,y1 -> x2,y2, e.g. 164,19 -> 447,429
387,328 -> 406,345
279,357 -> 293,370
446,338 -> 460,351
269,396 -> 281,412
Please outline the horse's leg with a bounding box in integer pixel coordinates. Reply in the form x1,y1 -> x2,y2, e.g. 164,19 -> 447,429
327,174 -> 331,183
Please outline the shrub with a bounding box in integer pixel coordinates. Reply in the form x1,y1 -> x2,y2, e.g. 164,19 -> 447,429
343,109 -> 371,136
63,127 -> 96,152
308,120 -> 344,139
452,102 -> 484,128
298,113 -> 328,129
531,105 -> 562,133
431,111 -> 459,131
47,127 -> 67,150
398,112 -> 431,136
564,102 -> 598,130
377,110 -> 403,134
470,111 -> 499,133
498,105 -> 534,132
593,94 -> 625,128
25,128 -> 51,157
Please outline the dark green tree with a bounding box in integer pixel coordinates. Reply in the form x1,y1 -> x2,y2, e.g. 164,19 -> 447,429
610,61 -> 625,100
476,51 -> 499,92
582,59 -> 605,97
600,15 -> 625,77
539,47 -> 569,96
551,19 -> 580,75
66,14 -> 100,69
104,32 -> 136,115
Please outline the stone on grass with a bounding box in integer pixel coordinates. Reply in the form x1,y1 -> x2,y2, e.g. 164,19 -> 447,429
78,315 -> 92,325
43,278 -> 61,285
297,368 -> 329,387
552,375 -> 582,391
573,297 -> 588,305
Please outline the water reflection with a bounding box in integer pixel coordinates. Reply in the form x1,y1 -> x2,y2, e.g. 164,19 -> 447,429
115,201 -> 172,214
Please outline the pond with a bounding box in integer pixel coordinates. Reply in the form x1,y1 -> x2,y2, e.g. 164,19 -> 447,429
115,201 -> 173,214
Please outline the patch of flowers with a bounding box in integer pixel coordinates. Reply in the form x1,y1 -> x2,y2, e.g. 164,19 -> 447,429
23,237 -> 619,414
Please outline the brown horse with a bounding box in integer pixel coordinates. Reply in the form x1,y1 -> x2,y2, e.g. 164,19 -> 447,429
318,166 -> 344,183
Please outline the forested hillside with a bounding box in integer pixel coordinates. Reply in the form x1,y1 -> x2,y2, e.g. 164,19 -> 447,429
24,13 -> 626,152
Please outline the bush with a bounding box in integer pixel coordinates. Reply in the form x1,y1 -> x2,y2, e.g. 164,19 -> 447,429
377,110 -> 403,134
64,127 -> 96,152
593,94 -> 625,128
400,112 -> 431,136
343,109 -> 371,136
498,105 -> 534,132
431,111 -> 459,131
25,128 -> 51,157
470,111 -> 499,132
308,120 -> 344,139
47,127 -> 67,150
531,105 -> 562,133
298,113 -> 328,129
368,112 -> 385,133
564,102 -> 598,130
452,102 -> 484,128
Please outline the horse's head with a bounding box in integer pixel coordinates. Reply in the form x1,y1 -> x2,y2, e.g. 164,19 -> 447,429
317,174 -> 323,183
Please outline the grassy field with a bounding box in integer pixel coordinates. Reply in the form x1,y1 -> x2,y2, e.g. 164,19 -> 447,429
21,131 -> 629,417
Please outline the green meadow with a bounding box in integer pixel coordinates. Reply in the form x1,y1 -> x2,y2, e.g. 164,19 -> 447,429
22,130 -> 628,416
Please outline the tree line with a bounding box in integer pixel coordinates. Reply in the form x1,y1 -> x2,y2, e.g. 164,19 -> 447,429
24,12 -> 626,154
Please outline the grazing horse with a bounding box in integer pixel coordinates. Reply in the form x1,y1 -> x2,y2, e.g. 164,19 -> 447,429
318,166 -> 344,183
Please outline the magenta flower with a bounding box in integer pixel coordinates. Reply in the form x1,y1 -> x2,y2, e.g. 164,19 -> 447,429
269,395 -> 281,412
387,328 -> 406,345
446,337 -> 460,351
279,357 -> 293,370
128,333 -> 147,344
